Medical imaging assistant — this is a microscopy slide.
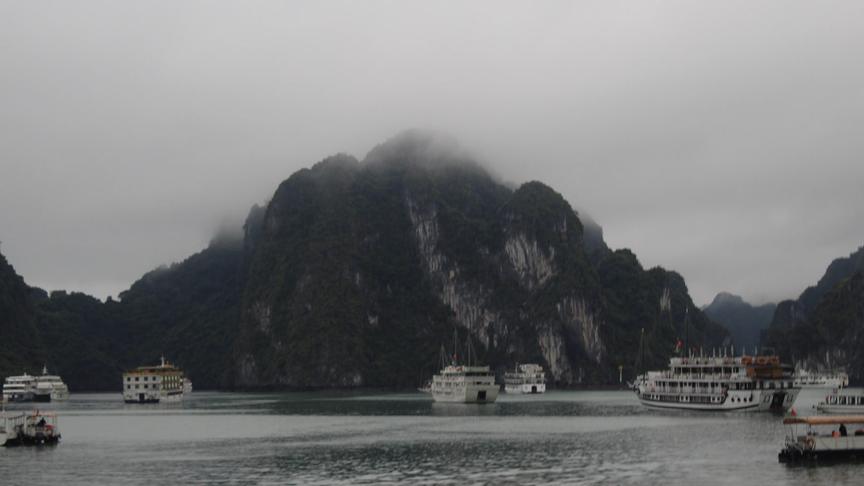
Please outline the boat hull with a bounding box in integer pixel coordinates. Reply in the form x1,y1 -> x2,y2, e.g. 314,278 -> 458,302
504,384 -> 546,394
123,392 -> 184,404
636,389 -> 799,412
432,384 -> 499,403
780,447 -> 864,463
3,433 -> 61,447
817,404 -> 864,414
780,435 -> 864,463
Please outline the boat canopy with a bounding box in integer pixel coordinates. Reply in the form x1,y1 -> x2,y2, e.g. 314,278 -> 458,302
783,415 -> 864,425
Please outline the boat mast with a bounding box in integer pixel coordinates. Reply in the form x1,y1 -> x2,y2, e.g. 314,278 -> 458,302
684,307 -> 690,358
452,327 -> 459,366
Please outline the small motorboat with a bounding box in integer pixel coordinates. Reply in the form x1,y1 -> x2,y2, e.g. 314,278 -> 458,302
2,410 -> 61,446
779,415 -> 864,462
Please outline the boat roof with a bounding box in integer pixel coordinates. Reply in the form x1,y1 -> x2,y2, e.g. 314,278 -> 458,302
783,415 -> 864,425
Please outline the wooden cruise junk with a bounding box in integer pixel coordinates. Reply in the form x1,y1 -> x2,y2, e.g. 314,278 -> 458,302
431,331 -> 499,404
123,356 -> 186,404
634,351 -> 800,411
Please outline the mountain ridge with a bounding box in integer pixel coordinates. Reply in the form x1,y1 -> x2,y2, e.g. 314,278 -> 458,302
0,131 -> 726,390
702,292 -> 775,351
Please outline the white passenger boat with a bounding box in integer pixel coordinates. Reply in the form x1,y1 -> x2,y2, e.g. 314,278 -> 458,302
33,366 -> 70,402
794,370 -> 849,389
123,356 -> 186,404
816,389 -> 864,414
3,366 -> 70,403
2,373 -> 35,402
504,364 -> 546,394
634,352 -> 799,411
430,331 -> 498,404
779,415 -> 864,462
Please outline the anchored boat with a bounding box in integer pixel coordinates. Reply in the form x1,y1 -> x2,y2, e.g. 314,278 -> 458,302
430,330 -> 499,404
794,370 -> 849,389
779,415 -> 864,462
3,366 -> 70,403
2,373 -> 35,402
504,364 -> 546,394
123,356 -> 187,404
34,366 -> 70,402
634,352 -> 800,411
816,389 -> 864,414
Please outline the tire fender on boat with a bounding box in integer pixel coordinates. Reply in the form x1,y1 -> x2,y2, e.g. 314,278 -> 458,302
804,437 -> 815,450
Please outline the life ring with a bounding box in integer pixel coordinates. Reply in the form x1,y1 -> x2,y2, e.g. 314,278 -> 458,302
769,356 -> 780,365
805,437 -> 815,449
742,356 -> 753,365
756,357 -> 768,365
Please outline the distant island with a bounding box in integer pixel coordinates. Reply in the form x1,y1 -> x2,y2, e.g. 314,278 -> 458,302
0,130 -> 784,392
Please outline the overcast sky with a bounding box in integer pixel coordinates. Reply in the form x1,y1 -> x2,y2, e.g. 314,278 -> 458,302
2,1 -> 863,306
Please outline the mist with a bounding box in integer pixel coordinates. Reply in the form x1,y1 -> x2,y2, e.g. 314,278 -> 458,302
2,0 -> 863,305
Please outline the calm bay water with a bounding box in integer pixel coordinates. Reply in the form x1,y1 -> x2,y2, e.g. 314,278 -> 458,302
2,388 -> 862,485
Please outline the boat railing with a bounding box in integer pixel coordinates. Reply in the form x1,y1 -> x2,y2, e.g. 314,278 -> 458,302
648,371 -> 749,381
643,387 -> 728,397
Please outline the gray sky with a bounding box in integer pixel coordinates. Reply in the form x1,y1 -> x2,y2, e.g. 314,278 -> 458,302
1,0 -> 863,305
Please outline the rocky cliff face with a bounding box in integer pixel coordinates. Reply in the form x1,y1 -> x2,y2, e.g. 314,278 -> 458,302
0,131 -> 726,390
764,246 -> 864,381
232,131 -> 724,388
0,253 -> 44,377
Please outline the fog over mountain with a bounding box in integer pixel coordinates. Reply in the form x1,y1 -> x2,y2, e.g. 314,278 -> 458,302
2,1 -> 864,305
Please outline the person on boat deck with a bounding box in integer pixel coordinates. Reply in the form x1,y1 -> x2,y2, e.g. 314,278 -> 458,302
37,417 -> 46,427
840,424 -> 848,437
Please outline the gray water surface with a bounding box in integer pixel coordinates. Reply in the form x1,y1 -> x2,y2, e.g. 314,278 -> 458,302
1,388 -> 861,485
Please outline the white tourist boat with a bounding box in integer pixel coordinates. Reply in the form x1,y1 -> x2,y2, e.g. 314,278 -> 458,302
33,366 -> 70,402
816,388 -> 864,414
3,366 -> 70,403
431,332 -> 499,404
794,370 -> 849,389
504,363 -> 546,394
123,356 -> 186,404
2,373 -> 35,402
779,415 -> 864,462
634,352 -> 800,411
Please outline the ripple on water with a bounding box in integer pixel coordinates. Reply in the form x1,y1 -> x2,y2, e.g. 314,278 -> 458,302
2,389 -> 862,485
